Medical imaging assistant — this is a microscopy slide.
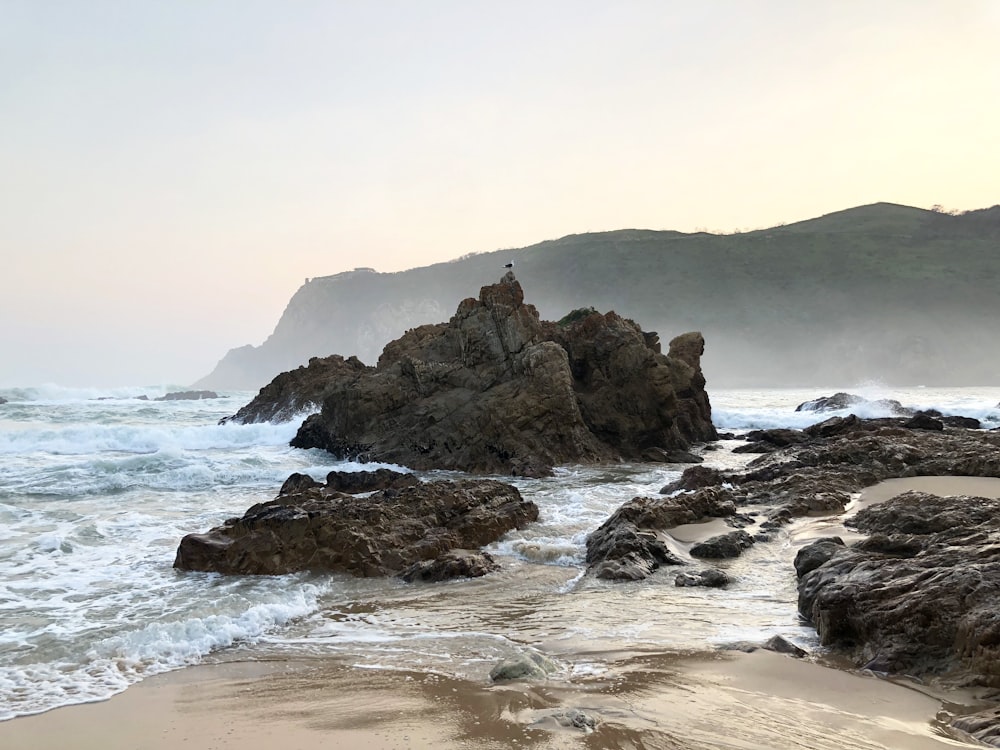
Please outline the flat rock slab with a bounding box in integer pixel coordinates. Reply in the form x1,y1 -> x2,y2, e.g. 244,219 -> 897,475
174,478 -> 538,578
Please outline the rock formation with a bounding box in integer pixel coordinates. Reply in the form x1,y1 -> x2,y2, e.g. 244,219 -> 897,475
585,487 -> 737,580
588,414 -> 1000,585
174,476 -> 537,578
228,272 -> 717,477
797,491 -> 1000,689
221,356 -> 367,424
155,390 -> 219,401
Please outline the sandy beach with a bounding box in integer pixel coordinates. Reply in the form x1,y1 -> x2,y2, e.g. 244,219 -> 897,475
5,475 -> 999,750
0,648 -> 986,750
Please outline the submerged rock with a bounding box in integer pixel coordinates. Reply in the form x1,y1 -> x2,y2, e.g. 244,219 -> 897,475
156,390 -> 219,401
174,478 -> 537,578
228,272 -> 717,477
399,550 -> 500,583
675,569 -> 730,588
795,392 -> 909,414
489,652 -> 559,682
689,530 -> 754,559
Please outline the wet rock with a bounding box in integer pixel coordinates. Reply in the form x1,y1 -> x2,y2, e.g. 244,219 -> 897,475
156,390 -> 219,401
551,709 -> 599,732
174,479 -> 537,578
234,273 -> 716,476
803,414 -> 863,438
221,355 -> 368,424
0,397 -> 7,405
689,530 -> 755,559
903,412 -> 944,430
278,472 -> 321,495
795,392 -> 909,414
399,550 -> 499,582
797,491 -> 1000,687
675,569 -> 730,587
793,537 -> 845,577
324,468 -> 419,494
659,466 -> 725,493
642,447 -> 703,463
744,428 -> 809,447
489,652 -> 559,682
951,707 -> 1000,747
763,635 -> 808,658
586,488 -> 737,580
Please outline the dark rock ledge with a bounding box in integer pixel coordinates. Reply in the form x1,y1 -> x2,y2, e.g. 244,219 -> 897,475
174,475 -> 537,579
586,412 -> 1000,583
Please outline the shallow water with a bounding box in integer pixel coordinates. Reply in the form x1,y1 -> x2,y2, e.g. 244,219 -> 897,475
1,383 -> 998,723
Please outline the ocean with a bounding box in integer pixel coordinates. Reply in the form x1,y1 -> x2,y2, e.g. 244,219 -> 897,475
2,383 -> 999,722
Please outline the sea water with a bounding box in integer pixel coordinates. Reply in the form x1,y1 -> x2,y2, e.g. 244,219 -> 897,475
1,384 -> 999,720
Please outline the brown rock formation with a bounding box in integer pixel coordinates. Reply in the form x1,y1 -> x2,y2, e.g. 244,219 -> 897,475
229,272 -> 717,477
174,478 -> 538,578
797,491 -> 1000,689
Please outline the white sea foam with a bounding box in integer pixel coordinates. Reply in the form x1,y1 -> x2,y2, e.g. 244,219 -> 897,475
712,386 -> 1000,431
0,577 -> 329,720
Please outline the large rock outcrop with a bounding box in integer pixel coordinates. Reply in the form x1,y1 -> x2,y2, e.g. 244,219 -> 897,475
174,476 -> 537,578
797,491 -> 1000,689
231,272 -> 717,477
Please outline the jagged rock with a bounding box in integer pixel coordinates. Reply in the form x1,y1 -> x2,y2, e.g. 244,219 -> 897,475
221,355 -> 368,424
689,530 -> 755,559
277,472 -> 321,495
659,466 -> 725,493
795,392 -> 909,414
675,569 -> 730,587
156,390 -> 219,401
793,537 -> 845,577
951,707 -> 1000,747
324,469 -> 419,494
547,710 -> 599,732
803,414 -> 862,438
797,491 -> 1000,687
641,447 -> 703,463
232,273 -> 716,477
744,428 -> 809,447
763,635 -> 808,657
399,550 -> 499,582
586,487 -> 737,580
489,652 -> 559,682
174,478 -> 537,577
903,412 -> 944,430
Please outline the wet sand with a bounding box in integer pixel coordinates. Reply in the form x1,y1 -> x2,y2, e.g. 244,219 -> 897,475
6,476 -> 1000,749
1,649 -> 986,749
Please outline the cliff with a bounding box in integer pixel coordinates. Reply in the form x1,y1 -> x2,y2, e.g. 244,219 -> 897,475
194,203 -> 1000,389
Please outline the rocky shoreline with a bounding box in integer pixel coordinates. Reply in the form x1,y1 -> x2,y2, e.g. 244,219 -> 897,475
194,272 -> 1000,742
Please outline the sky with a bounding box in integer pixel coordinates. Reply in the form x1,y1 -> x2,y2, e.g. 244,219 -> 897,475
2,0 -> 998,387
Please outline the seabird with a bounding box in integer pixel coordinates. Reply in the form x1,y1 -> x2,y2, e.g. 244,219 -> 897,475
503,262 -> 513,268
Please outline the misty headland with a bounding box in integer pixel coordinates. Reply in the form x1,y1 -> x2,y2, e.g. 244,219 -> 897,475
195,202 -> 1000,392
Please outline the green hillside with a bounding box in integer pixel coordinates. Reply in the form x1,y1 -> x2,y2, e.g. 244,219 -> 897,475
196,203 -> 1000,389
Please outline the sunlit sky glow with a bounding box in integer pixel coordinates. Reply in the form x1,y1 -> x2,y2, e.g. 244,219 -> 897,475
2,0 -> 998,386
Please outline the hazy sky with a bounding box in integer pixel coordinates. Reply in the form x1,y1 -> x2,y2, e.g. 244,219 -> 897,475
3,1 -> 998,387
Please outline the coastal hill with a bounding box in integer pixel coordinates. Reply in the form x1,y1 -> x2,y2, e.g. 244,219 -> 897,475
194,202 -> 1000,389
